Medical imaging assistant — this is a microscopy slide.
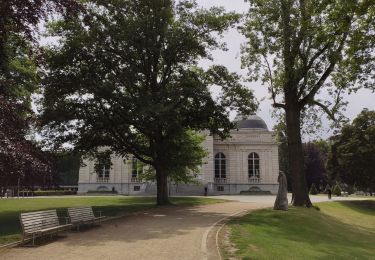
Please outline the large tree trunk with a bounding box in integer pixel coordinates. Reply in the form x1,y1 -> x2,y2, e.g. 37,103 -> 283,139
285,105 -> 312,207
155,165 -> 170,205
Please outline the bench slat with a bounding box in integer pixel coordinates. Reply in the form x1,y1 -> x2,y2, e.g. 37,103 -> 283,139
67,207 -> 104,226
20,209 -> 68,235
21,210 -> 57,217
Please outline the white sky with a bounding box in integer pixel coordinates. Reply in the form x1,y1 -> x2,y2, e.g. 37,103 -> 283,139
196,0 -> 375,139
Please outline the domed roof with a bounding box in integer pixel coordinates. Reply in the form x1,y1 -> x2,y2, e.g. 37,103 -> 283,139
234,114 -> 268,130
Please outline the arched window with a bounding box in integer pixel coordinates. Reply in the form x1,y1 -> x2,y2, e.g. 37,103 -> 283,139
95,154 -> 111,183
131,157 -> 143,182
96,162 -> 110,183
248,152 -> 260,179
215,153 -> 226,180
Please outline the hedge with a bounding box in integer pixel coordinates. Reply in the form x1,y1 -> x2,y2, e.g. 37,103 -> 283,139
19,190 -> 77,196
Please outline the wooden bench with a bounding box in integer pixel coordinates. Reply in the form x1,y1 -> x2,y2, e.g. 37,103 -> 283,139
67,207 -> 105,230
20,209 -> 72,245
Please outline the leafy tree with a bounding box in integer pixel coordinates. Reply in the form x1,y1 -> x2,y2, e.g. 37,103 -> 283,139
41,0 -> 257,205
332,184 -> 342,196
0,96 -> 53,195
0,0 -> 80,97
327,109 -> 375,194
54,152 -> 81,185
0,0 -> 80,195
274,120 -> 329,192
242,0 -> 375,206
303,141 -> 328,191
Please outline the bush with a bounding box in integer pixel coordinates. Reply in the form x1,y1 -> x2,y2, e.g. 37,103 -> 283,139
19,190 -> 77,196
323,184 -> 331,194
333,185 -> 342,196
309,183 -> 319,195
87,190 -> 118,194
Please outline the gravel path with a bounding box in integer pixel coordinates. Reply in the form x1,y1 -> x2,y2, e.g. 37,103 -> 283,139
1,195 -> 368,260
0,201 -> 272,260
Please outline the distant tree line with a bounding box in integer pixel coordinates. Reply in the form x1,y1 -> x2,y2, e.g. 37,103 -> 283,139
276,109 -> 375,195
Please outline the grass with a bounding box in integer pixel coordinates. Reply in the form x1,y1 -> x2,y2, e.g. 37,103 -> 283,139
0,196 -> 224,246
224,200 -> 375,260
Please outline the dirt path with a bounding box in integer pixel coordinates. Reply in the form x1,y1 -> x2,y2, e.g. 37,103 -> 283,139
0,201 -> 272,260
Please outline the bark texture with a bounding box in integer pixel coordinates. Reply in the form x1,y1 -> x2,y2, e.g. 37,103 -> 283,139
155,166 -> 170,205
285,105 -> 312,207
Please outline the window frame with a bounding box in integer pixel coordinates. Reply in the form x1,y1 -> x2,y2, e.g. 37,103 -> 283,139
248,152 -> 260,178
214,152 -> 226,179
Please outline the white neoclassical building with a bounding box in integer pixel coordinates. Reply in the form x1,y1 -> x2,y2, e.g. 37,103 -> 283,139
78,115 -> 280,195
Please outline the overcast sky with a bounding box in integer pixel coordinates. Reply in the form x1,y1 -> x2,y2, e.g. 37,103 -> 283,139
196,0 -> 375,139
39,0 -> 374,140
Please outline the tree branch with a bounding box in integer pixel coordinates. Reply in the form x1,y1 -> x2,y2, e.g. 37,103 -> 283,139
311,100 -> 335,121
273,103 -> 286,109
261,53 -> 286,109
299,31 -> 349,107
95,98 -> 154,166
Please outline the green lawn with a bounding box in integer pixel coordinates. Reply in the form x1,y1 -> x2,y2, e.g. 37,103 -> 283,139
224,200 -> 375,259
0,196 -> 224,245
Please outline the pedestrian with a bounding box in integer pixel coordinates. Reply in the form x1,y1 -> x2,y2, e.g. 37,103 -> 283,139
327,188 -> 332,200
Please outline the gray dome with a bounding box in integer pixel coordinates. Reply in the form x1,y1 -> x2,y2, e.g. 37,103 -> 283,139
234,114 -> 268,130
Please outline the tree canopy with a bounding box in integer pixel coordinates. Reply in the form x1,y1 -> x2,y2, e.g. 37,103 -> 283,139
327,109 -> 375,193
0,0 -> 80,195
242,0 -> 375,206
41,0 -> 257,204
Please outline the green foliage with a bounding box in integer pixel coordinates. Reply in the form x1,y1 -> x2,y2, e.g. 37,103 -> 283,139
324,184 -> 331,194
333,185 -> 342,196
20,190 -> 77,196
304,142 -> 328,189
242,0 -> 375,110
41,0 -> 258,203
2,35 -> 39,108
92,151 -> 112,176
163,131 -> 208,184
327,109 -> 375,192
54,152 -> 81,185
309,183 -> 319,195
242,0 -> 375,205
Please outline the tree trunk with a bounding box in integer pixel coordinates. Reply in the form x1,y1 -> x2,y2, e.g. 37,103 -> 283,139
155,165 -> 170,205
285,105 -> 312,207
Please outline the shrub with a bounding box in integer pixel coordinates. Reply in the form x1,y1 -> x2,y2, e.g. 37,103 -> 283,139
333,185 -> 342,196
19,190 -> 77,196
87,190 -> 118,194
323,184 -> 331,194
309,183 -> 319,195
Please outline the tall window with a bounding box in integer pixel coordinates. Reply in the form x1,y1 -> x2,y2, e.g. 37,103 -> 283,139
215,153 -> 226,179
95,153 -> 111,183
248,152 -> 260,178
131,157 -> 142,181
97,162 -> 110,182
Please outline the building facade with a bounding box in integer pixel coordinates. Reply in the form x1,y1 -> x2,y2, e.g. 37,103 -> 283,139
78,115 -> 280,195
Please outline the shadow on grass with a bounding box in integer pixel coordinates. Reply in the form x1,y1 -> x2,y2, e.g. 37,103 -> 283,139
227,201 -> 375,259
335,200 -> 375,216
